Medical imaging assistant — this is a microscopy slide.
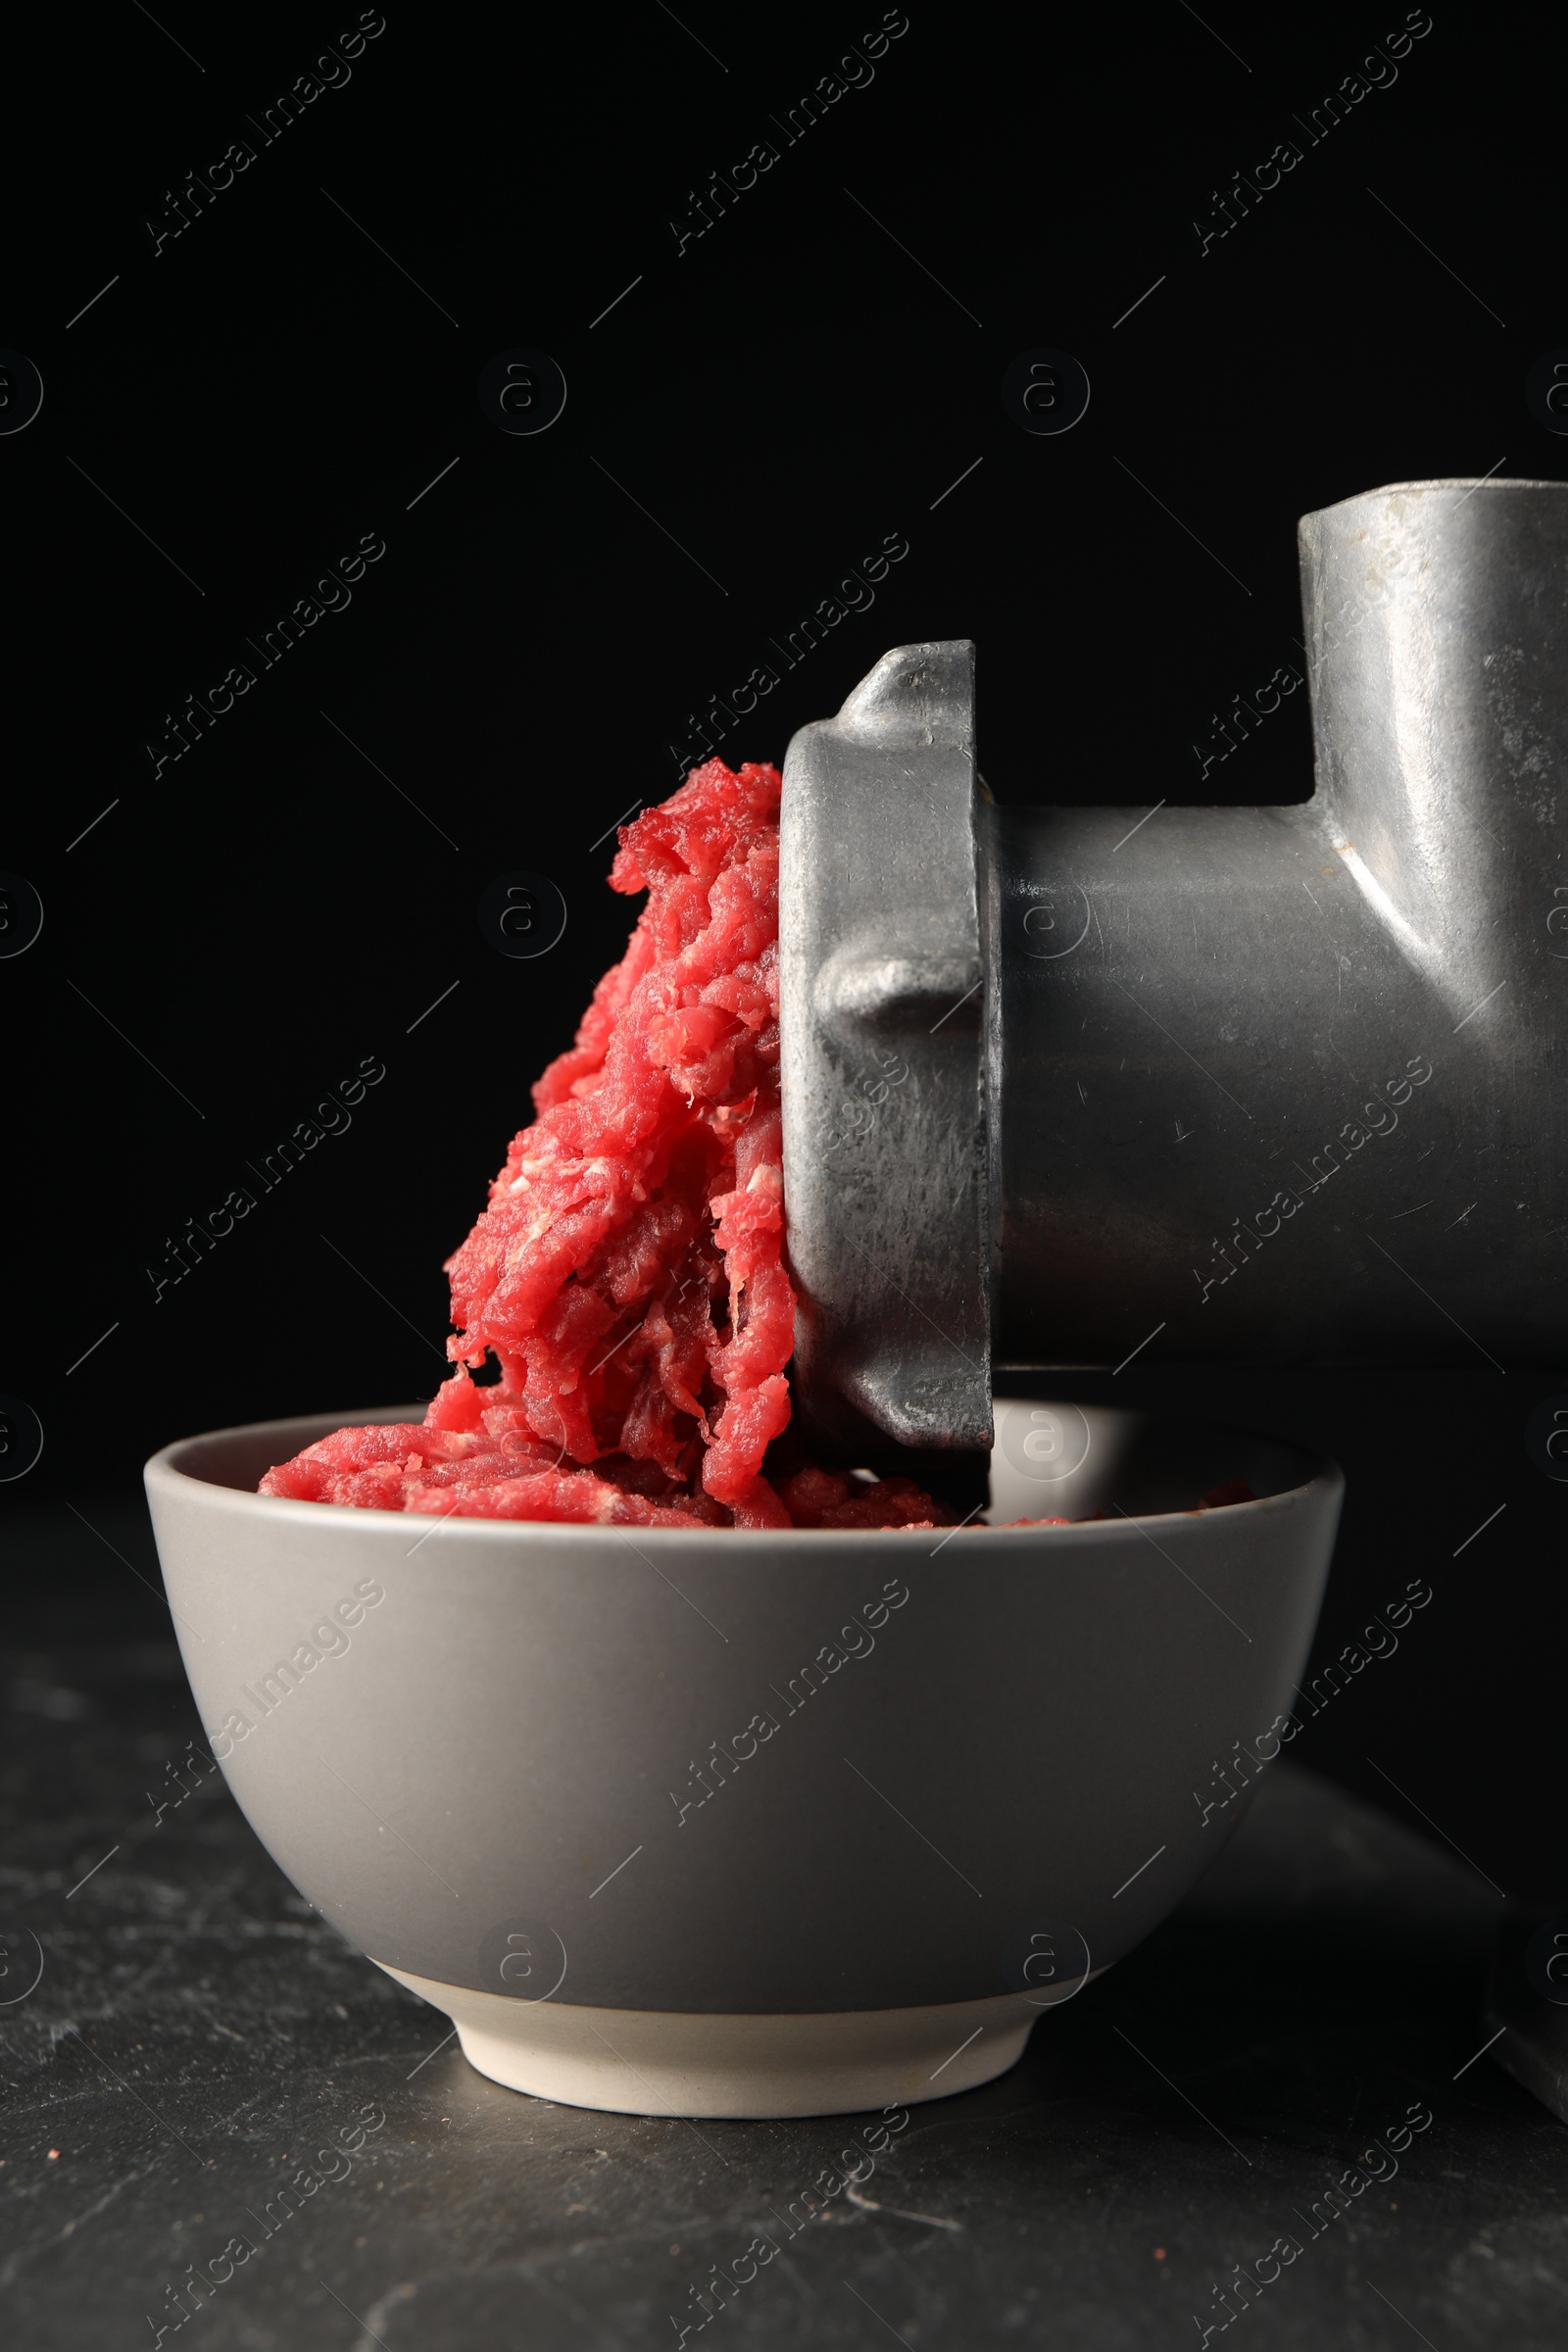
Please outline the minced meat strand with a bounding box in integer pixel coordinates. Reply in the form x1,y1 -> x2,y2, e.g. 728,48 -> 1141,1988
260,759 -> 954,1529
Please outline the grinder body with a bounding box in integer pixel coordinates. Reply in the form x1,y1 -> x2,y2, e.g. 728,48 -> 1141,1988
780,479 -> 1568,1469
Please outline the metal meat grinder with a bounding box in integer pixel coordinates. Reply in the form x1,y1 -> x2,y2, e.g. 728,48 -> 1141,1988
781,477 -> 1565,1470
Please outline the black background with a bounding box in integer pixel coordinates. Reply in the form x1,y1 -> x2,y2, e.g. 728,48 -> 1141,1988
5,5 -> 1564,1893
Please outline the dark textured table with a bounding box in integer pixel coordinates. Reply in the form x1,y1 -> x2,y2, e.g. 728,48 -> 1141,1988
2,1494 -> 1562,2350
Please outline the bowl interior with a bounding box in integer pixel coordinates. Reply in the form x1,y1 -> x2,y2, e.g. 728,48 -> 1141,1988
158,1400 -> 1323,1523
987,1399 -> 1314,1520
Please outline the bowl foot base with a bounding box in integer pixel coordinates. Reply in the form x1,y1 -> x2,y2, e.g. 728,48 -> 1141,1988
373,1962 -> 1064,2117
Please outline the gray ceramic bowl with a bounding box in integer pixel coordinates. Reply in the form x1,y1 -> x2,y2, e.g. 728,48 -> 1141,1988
145,1399 -> 1340,2118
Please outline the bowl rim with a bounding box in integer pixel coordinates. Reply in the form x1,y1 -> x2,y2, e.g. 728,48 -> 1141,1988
144,1403 -> 1343,1548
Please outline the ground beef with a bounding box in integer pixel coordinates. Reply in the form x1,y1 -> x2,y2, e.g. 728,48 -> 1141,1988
260,759 -> 955,1529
